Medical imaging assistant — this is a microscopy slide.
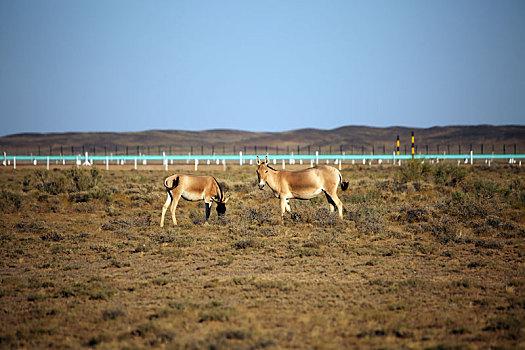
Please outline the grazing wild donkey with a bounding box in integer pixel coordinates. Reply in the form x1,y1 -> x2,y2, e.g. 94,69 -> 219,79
256,156 -> 349,219
160,174 -> 228,227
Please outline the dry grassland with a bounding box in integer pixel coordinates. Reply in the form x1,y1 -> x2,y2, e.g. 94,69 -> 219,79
0,162 -> 524,349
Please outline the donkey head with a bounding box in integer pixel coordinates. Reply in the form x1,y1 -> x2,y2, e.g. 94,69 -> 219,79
214,197 -> 229,216
256,156 -> 270,190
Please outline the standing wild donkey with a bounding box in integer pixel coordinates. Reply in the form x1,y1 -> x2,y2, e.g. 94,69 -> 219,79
256,156 -> 349,219
160,174 -> 228,227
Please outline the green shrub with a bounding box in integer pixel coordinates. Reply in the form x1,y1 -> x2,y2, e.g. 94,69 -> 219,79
433,163 -> 468,186
24,167 -> 106,197
68,167 -> 101,191
0,189 -> 23,212
30,169 -> 70,195
509,179 -> 525,204
468,179 -> 507,199
395,160 -> 432,183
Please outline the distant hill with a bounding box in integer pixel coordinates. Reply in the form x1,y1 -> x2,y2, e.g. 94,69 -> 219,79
1,125 -> 524,155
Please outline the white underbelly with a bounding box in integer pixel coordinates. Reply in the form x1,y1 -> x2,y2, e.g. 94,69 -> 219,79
291,188 -> 323,200
181,191 -> 203,201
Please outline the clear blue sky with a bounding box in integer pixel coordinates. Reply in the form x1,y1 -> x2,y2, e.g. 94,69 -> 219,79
1,0 -> 524,136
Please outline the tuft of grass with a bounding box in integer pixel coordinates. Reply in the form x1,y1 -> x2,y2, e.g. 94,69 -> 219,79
395,160 -> 432,183
232,238 -> 260,250
198,309 -> 233,322
40,231 -> 64,241
102,309 -> 125,321
89,290 -> 115,300
152,278 -> 169,286
433,163 -> 468,187
483,314 -> 524,339
253,279 -> 295,292
474,239 -> 504,249
131,323 -> 156,337
0,189 -> 23,212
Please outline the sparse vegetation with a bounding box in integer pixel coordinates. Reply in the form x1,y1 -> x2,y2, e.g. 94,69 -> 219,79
395,159 -> 432,183
0,164 -> 523,348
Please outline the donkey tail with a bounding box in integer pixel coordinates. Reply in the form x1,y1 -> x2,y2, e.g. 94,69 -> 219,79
164,176 -> 179,191
339,173 -> 349,191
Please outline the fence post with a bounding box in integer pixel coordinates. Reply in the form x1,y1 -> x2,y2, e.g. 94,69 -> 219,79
47,156 -> 49,170
106,156 -> 109,170
195,158 -> 198,171
83,152 -> 90,166
315,151 -> 319,165
13,156 -> 16,169
239,151 -> 243,166
282,159 -> 285,170
470,150 -> 473,165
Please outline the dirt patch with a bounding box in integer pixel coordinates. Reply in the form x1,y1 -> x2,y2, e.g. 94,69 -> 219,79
0,164 -> 524,348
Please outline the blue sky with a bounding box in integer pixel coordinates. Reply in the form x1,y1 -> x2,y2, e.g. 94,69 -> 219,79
0,0 -> 524,136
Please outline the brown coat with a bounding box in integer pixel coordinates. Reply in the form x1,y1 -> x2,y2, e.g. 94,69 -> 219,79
160,174 -> 227,227
256,156 -> 348,219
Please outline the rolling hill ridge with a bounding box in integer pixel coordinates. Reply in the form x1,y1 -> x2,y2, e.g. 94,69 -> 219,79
1,125 -> 524,155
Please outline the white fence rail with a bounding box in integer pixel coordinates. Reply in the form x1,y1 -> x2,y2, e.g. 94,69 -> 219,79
2,151 -> 524,170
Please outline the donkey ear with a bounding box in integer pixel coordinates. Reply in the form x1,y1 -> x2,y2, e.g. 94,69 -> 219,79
265,156 -> 269,164
256,156 -> 260,165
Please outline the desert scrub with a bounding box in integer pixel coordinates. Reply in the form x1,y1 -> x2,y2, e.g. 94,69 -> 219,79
69,167 -> 101,191
429,216 -> 468,244
348,204 -> 387,235
22,167 -> 112,201
433,163 -> 468,187
395,159 -> 432,183
394,206 -> 429,223
0,188 -> 23,212
463,178 -> 509,200
24,169 -> 69,194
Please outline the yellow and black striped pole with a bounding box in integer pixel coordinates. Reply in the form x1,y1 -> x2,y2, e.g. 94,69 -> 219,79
411,131 -> 415,158
396,135 -> 400,156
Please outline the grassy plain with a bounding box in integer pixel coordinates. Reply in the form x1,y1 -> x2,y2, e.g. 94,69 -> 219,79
0,162 -> 524,349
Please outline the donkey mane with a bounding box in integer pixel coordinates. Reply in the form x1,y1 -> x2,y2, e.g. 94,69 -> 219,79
212,176 -> 224,201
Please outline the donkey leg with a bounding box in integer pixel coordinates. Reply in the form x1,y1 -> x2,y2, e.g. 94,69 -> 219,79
285,199 -> 291,213
324,191 -> 337,213
331,193 -> 344,219
169,192 -> 182,226
280,197 -> 288,217
204,201 -> 211,223
160,191 -> 172,227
